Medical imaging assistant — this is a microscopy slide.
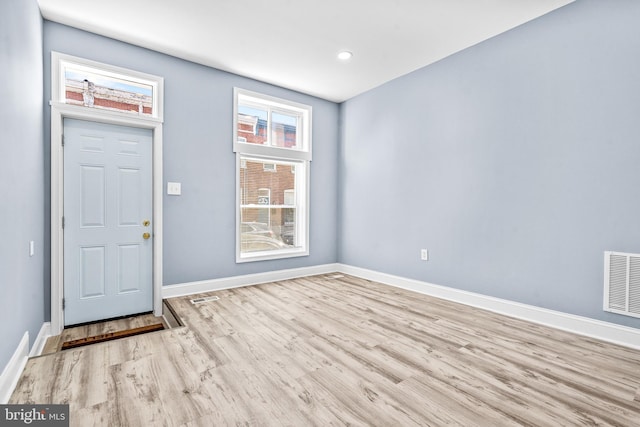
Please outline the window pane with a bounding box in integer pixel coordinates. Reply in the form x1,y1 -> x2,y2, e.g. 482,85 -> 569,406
238,105 -> 268,145
272,112 -> 298,149
240,157 -> 299,253
64,67 -> 153,115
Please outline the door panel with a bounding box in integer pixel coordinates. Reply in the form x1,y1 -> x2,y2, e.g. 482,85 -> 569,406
117,244 -> 141,293
80,246 -> 106,297
118,168 -> 141,225
64,118 -> 153,326
80,165 -> 106,227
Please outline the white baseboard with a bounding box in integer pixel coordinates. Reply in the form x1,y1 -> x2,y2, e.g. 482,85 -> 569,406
161,261 -> 640,350
30,322 -> 51,358
162,263 -> 340,298
0,332 -> 29,404
337,264 -> 640,350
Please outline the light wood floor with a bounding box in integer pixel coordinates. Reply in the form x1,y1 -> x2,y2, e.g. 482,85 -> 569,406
11,274 -> 640,426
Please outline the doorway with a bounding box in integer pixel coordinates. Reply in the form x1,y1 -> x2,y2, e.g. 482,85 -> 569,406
50,108 -> 163,335
50,53 -> 164,335
62,118 -> 153,325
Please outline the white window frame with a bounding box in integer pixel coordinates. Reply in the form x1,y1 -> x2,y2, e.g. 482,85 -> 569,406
234,88 -> 311,262
233,88 -> 312,161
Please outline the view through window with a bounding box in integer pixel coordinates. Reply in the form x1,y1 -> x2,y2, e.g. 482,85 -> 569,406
53,53 -> 163,119
240,157 -> 301,253
64,67 -> 154,115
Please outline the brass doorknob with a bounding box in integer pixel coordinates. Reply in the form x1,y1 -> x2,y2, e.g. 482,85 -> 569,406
143,232 -> 151,240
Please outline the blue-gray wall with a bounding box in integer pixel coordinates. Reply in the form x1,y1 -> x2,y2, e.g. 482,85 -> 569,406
43,22 -> 340,290
0,0 -> 44,368
339,0 -> 640,328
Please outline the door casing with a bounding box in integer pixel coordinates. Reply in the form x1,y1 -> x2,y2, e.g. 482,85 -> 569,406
50,102 -> 164,335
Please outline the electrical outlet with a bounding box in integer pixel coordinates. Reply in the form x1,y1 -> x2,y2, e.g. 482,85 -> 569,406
420,249 -> 428,261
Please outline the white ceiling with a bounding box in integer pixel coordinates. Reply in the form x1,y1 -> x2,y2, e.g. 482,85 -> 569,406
37,0 -> 574,103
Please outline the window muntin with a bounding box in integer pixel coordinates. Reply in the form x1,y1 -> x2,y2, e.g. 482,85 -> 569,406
234,88 -> 311,262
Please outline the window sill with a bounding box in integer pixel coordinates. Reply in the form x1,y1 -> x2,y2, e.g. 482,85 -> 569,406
236,247 -> 309,263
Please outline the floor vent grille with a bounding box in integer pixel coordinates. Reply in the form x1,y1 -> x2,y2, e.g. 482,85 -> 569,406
604,251 -> 640,319
190,296 -> 220,305
327,274 -> 345,279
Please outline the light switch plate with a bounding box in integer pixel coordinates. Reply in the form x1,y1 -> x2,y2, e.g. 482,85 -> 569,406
167,182 -> 181,195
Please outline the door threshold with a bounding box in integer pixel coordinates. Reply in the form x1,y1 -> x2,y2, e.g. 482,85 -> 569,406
39,309 -> 173,356
60,323 -> 165,350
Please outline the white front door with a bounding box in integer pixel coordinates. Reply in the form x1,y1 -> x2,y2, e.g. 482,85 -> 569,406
63,118 -> 153,326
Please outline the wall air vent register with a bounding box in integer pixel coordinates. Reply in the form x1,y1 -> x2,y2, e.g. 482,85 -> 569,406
604,251 -> 640,319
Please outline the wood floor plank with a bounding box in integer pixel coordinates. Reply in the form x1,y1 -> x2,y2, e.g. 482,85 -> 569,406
303,365 -> 424,427
407,349 -> 590,426
292,374 -> 369,426
10,273 -> 640,426
73,402 -> 110,427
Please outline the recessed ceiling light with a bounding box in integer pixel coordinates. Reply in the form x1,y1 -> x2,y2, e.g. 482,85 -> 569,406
337,51 -> 353,61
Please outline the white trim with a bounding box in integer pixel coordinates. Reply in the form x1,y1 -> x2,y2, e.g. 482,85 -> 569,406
0,333 -> 29,404
29,323 -> 52,358
50,104 -> 164,335
162,262 -> 640,349
336,264 -> 640,350
162,264 -> 339,298
233,142 -> 311,162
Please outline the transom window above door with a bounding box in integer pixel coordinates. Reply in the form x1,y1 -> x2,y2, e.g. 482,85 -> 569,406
51,52 -> 164,120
